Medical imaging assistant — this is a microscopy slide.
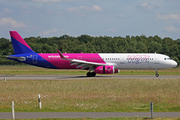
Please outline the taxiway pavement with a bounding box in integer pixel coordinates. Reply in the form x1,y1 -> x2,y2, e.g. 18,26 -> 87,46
0,75 -> 180,80
1,112 -> 180,119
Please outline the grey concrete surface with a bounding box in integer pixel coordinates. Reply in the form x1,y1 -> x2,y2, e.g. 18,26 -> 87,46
0,75 -> 180,80
0,112 -> 180,119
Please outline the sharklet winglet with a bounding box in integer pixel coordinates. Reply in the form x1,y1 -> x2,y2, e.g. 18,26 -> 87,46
57,49 -> 68,60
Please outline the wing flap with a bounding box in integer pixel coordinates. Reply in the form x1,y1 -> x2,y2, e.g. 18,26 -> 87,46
76,64 -> 86,68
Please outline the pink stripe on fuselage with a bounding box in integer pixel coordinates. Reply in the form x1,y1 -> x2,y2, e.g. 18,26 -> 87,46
38,53 -> 106,69
10,31 -> 32,50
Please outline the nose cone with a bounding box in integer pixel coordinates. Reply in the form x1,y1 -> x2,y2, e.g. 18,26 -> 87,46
171,60 -> 178,67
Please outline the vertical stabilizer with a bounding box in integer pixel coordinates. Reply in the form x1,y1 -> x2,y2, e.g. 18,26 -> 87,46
10,31 -> 35,54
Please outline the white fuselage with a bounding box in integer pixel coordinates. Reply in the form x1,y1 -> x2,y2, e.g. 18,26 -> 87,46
99,53 -> 177,70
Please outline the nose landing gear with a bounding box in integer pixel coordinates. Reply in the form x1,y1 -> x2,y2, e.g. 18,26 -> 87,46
155,69 -> 159,77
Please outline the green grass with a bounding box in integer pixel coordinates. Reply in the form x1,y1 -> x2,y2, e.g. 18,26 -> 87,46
0,65 -> 86,75
0,66 -> 179,113
0,65 -> 179,75
0,79 -> 179,112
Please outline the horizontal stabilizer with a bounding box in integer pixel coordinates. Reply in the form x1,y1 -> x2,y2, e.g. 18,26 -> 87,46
6,56 -> 26,61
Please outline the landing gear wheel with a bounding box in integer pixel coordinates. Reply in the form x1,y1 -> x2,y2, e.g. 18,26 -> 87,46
155,73 -> 159,77
87,72 -> 92,77
91,72 -> 96,77
155,69 -> 159,77
86,72 -> 96,77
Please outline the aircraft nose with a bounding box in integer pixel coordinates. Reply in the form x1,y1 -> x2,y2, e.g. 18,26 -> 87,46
172,60 -> 178,67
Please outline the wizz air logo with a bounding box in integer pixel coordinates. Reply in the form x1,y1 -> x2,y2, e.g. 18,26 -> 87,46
127,55 -> 150,64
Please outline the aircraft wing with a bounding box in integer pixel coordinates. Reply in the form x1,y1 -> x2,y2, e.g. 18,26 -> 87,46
57,49 -> 108,70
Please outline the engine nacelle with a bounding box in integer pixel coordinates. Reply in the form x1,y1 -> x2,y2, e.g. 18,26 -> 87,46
114,69 -> 120,73
95,66 -> 119,74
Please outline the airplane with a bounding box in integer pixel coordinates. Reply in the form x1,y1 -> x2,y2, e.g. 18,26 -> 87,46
6,31 -> 177,77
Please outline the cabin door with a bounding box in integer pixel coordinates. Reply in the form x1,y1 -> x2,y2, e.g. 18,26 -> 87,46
154,55 -> 159,64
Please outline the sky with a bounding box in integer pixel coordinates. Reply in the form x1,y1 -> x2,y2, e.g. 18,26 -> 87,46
0,0 -> 180,40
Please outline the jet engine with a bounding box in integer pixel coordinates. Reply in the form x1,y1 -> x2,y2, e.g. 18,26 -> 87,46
114,69 -> 120,73
94,66 -> 119,74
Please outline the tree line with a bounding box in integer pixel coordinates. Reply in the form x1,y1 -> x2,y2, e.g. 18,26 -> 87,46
0,34 -> 180,65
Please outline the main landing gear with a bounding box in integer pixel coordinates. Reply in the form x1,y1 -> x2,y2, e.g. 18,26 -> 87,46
155,69 -> 159,77
87,72 -> 96,77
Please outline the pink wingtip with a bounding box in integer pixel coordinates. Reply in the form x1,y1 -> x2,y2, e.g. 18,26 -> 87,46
57,49 -> 64,58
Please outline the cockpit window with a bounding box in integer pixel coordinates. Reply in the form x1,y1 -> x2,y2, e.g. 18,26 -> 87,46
164,58 -> 171,60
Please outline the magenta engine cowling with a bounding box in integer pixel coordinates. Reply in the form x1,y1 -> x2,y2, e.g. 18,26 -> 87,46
95,66 -> 119,74
114,69 -> 120,73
